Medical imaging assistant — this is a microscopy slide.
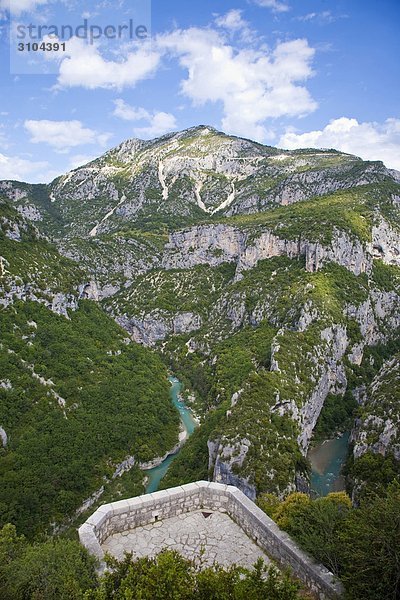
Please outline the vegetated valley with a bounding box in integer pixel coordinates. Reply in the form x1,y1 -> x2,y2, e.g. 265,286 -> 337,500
1,126 -> 399,598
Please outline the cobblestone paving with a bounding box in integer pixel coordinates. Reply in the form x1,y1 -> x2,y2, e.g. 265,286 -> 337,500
102,510 -> 270,569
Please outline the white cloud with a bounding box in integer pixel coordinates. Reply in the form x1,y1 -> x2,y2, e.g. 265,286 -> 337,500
158,28 -> 316,141
113,99 -> 149,121
214,9 -> 254,43
253,0 -> 290,13
24,119 -> 111,151
295,11 -> 344,23
113,99 -> 177,138
0,152 -> 50,182
55,37 -> 161,90
133,112 -> 177,139
215,9 -> 248,31
0,0 -> 48,15
279,117 -> 400,170
42,19 -> 316,145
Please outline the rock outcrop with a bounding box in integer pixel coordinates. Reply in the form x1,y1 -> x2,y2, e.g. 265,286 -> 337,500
211,438 -> 257,500
116,311 -> 202,345
352,356 -> 400,462
0,426 -> 7,447
371,219 -> 400,266
162,224 -> 372,277
297,326 -> 348,452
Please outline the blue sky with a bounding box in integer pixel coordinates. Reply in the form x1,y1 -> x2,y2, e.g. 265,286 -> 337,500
0,0 -> 399,182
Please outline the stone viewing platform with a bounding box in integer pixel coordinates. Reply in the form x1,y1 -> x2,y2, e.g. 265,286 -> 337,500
79,481 -> 343,599
103,510 -> 268,570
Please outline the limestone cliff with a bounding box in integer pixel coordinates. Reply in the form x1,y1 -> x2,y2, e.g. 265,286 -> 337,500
352,356 -> 400,462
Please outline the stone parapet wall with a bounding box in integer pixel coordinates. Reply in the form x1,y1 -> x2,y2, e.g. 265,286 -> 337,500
79,481 -> 343,599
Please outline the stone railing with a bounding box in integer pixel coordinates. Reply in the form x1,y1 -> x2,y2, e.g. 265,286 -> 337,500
79,481 -> 343,599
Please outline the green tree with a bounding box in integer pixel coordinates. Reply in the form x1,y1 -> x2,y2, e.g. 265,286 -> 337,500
0,524 -> 26,591
272,492 -> 311,530
0,526 -> 98,600
256,492 -> 281,518
283,492 -> 351,576
340,483 -> 400,600
85,550 -> 301,600
85,551 -> 195,600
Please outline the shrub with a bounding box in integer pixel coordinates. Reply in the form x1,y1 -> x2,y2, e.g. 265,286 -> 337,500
85,550 -> 301,600
272,493 -> 311,530
339,483 -> 400,600
0,525 -> 97,600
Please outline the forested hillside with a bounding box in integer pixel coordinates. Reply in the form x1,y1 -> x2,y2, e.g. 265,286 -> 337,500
0,198 -> 179,537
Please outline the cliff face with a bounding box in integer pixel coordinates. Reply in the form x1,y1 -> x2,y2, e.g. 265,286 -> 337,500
0,202 -> 86,317
116,311 -> 202,346
162,224 -> 372,277
353,356 -> 400,462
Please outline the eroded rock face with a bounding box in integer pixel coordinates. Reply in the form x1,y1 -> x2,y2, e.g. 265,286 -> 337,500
211,438 -> 257,500
50,293 -> 79,318
162,224 -> 372,277
265,162 -> 389,207
17,204 -> 42,221
0,181 -> 28,202
304,230 -> 371,276
162,225 -> 246,270
371,219 -> 400,266
346,288 -> 400,346
0,426 -> 7,447
298,326 -> 348,452
2,219 -> 22,241
0,280 -> 79,317
352,356 -> 400,463
116,311 -> 202,346
79,281 -> 101,302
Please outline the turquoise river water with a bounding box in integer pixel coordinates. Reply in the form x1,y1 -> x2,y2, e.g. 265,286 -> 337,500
308,432 -> 350,496
145,377 -> 197,493
145,377 -> 350,497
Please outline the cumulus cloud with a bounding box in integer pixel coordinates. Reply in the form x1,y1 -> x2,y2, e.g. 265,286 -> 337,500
279,117 -> 400,170
0,152 -> 51,182
113,100 -> 149,122
252,0 -> 290,13
158,28 -> 316,141
215,9 -> 248,31
113,99 -> 177,138
55,38 -> 161,90
44,18 -> 316,142
133,112 -> 177,139
24,119 -> 111,151
214,9 -> 254,43
0,0 -> 48,15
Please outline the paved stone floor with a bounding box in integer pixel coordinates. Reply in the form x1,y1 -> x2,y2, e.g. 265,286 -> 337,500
102,510 -> 270,569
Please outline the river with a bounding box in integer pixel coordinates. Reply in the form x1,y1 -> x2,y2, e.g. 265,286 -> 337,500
308,432 -> 350,497
145,376 -> 197,493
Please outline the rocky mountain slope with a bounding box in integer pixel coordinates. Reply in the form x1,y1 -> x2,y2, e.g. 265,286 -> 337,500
1,125 -> 399,504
